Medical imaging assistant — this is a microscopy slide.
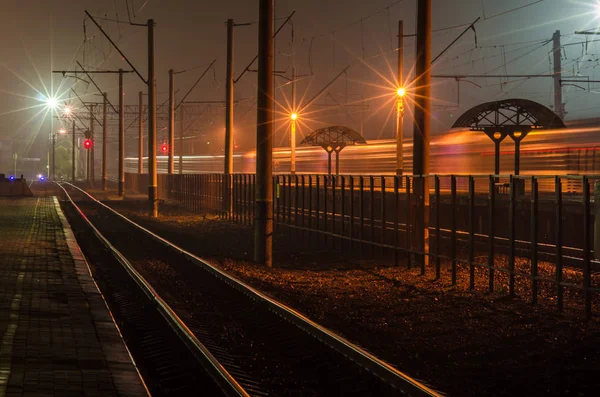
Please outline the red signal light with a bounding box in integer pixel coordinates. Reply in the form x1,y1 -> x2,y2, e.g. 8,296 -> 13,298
160,143 -> 169,154
83,139 -> 92,149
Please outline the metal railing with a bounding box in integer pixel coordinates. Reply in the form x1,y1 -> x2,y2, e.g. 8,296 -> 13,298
125,172 -> 600,319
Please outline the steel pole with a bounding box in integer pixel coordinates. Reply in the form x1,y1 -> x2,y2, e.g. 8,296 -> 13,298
72,119 -> 76,182
90,105 -> 95,185
168,69 -> 175,174
179,104 -> 184,174
102,92 -> 108,190
553,30 -> 564,119
290,67 -> 296,175
225,19 -> 235,216
255,0 -> 274,267
119,70 -> 125,197
51,132 -> 56,181
413,0 -> 431,267
148,19 -> 158,217
138,91 -> 143,174
396,20 -> 404,176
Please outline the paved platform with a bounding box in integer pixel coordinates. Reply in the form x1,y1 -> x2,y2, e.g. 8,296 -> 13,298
0,197 -> 148,396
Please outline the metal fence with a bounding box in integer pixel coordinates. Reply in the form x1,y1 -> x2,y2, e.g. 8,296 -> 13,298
124,172 -> 600,319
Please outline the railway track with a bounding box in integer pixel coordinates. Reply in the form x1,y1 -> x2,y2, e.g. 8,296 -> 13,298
57,182 -> 439,397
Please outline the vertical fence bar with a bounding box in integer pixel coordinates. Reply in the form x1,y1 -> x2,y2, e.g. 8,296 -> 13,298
308,175 -> 313,241
252,174 -> 256,226
531,177 -> 539,304
331,175 -> 336,249
287,175 -> 293,232
274,175 -> 279,223
233,174 -> 237,222
381,176 -> 386,257
202,174 -> 206,213
405,176 -> 411,269
509,176 -> 516,296
555,176 -> 563,311
243,174 -> 248,224
583,176 -> 591,320
451,175 -> 457,285
316,175 -> 320,248
468,176 -> 475,290
349,176 -> 355,252
359,176 -> 365,255
284,175 -> 289,226
196,175 -> 199,214
324,175 -> 329,247
435,175 -> 441,279
419,176 -> 426,276
394,176 -> 400,266
488,175 -> 495,292
272,175 -> 277,230
370,176 -> 375,257
295,174 -> 299,238
301,175 -> 306,242
341,176 -> 346,249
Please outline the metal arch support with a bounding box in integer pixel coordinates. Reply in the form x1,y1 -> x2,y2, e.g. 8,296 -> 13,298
453,99 -> 565,176
302,126 -> 365,175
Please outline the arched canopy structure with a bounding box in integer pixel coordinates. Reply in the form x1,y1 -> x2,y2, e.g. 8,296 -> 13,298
301,126 -> 367,175
452,99 -> 566,175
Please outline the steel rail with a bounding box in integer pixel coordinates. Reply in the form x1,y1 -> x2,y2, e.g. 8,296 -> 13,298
56,182 -> 250,397
60,181 -> 441,397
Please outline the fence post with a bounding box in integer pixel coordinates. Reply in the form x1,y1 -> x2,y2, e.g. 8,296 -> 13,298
394,176 -> 400,266
349,176 -> 355,252
468,176 -> 475,290
555,176 -> 563,312
370,175 -> 375,258
341,175 -> 346,249
316,175 -> 320,248
584,177 -> 591,320
451,175 -> 457,284
359,176 -> 364,256
531,177 -> 539,304
405,176 -> 411,269
295,174 -> 299,238
488,175 -> 495,292
381,176 -> 386,257
509,175 -> 516,296
331,175 -> 336,249
308,175 -> 313,243
435,175 -> 440,279
324,175 -> 329,247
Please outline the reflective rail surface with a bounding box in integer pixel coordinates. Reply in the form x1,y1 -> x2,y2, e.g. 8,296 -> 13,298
63,181 -> 441,397
57,182 -> 250,397
125,172 -> 600,319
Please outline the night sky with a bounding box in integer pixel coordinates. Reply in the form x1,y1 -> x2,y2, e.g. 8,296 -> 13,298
1,0 -> 599,166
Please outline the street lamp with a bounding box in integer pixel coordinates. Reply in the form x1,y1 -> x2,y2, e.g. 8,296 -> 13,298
396,87 -> 406,176
46,97 -> 58,109
290,112 -> 298,174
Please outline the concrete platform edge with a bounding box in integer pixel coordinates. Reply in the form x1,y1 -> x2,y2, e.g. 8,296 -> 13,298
52,196 -> 150,397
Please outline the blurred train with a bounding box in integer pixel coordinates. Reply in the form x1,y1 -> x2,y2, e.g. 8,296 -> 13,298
125,126 -> 600,176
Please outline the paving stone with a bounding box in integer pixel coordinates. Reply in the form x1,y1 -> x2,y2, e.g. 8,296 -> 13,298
0,197 -> 147,396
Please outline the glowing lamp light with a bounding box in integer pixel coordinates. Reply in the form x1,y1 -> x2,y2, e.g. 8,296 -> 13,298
39,176 -> 45,182
160,143 -> 169,154
63,107 -> 72,115
46,97 -> 58,109
291,113 -> 298,121
58,128 -> 66,134
397,87 -> 406,97
9,175 -> 15,181
83,139 -> 92,149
